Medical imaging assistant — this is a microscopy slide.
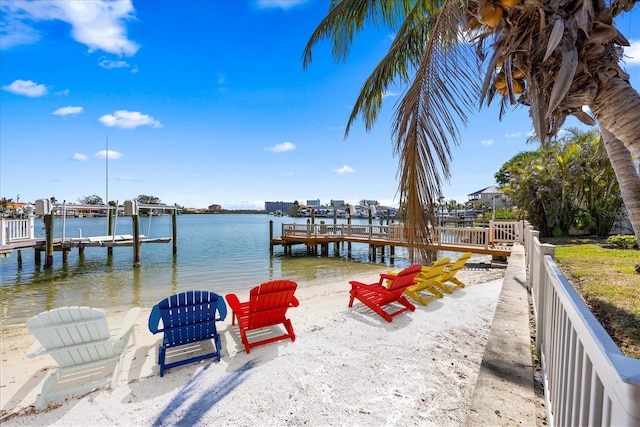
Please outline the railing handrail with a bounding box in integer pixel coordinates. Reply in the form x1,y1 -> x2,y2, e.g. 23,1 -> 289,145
526,223 -> 640,426
1,218 -> 35,246
280,221 -> 524,248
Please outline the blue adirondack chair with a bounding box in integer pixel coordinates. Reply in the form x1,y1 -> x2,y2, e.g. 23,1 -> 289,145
148,291 -> 227,377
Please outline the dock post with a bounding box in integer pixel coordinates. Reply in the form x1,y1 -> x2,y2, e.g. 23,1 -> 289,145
347,215 -> 352,258
172,210 -> 178,255
35,248 -> 41,265
107,206 -> 114,256
133,214 -> 141,267
269,220 -> 274,255
17,250 -> 22,268
44,211 -> 54,268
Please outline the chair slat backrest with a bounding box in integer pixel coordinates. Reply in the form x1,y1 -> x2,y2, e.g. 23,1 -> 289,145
440,252 -> 471,281
375,264 -> 422,305
247,280 -> 297,329
157,290 -> 226,346
26,307 -> 112,367
386,264 -> 422,292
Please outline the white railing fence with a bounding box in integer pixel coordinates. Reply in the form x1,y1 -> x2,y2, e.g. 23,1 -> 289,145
282,220 -> 524,248
1,218 -> 35,245
525,222 -> 640,426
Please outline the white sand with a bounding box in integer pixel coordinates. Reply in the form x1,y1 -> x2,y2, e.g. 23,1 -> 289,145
1,266 -> 505,426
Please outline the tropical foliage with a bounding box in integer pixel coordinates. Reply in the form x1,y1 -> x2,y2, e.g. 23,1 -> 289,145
78,194 -> 104,205
496,128 -> 623,236
303,0 -> 639,260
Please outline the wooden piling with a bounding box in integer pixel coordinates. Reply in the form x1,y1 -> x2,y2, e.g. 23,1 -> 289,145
107,207 -> 114,256
269,220 -> 274,254
172,210 -> 178,255
132,214 -> 141,267
17,249 -> 22,268
44,212 -> 54,268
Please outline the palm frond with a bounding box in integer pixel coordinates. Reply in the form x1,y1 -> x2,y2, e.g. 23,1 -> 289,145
302,0 -> 414,69
392,0 -> 480,262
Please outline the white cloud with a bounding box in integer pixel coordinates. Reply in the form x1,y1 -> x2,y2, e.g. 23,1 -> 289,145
73,153 -> 88,161
95,150 -> 123,160
504,132 -> 521,138
56,88 -> 70,96
53,106 -> 83,116
255,0 -> 308,10
624,40 -> 640,66
382,90 -> 398,98
335,165 -> 355,174
480,139 -> 494,146
99,110 -> 162,129
1,0 -> 139,55
267,142 -> 295,153
98,58 -> 130,69
2,79 -> 48,97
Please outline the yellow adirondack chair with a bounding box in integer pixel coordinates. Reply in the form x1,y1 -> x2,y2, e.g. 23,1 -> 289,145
404,257 -> 451,305
433,252 -> 472,293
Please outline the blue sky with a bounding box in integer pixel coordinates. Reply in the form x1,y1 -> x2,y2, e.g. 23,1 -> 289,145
1,0 -> 639,210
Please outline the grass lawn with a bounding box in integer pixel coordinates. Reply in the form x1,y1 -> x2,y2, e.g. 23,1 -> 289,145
540,237 -> 640,359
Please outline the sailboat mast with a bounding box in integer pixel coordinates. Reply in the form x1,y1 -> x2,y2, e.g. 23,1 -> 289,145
105,135 -> 109,208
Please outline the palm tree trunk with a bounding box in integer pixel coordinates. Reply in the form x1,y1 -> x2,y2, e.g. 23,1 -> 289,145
600,128 -> 640,244
591,76 -> 640,161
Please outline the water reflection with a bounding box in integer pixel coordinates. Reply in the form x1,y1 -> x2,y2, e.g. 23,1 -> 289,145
0,215 -> 412,325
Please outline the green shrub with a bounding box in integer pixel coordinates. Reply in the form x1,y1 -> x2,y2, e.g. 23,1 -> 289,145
607,234 -> 638,249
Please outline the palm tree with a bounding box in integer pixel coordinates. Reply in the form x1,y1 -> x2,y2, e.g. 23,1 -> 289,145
303,0 -> 640,259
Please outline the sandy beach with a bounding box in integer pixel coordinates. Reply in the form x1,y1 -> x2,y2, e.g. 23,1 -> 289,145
1,263 -> 506,426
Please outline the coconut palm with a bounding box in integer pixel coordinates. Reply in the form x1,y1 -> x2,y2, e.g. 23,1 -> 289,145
303,0 -> 640,259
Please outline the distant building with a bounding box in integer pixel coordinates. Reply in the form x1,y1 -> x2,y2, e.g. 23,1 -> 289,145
265,201 -> 295,213
306,199 -> 320,207
208,204 -> 222,212
467,186 -> 507,210
330,200 -> 345,207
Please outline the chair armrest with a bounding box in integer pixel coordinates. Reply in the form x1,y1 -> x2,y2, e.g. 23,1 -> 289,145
148,305 -> 163,334
291,296 -> 300,307
215,297 -> 228,322
112,307 -> 141,341
225,293 -> 246,316
349,281 -> 386,293
26,340 -> 45,359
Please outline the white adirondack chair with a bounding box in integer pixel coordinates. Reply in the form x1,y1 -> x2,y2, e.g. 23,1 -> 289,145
25,306 -> 140,409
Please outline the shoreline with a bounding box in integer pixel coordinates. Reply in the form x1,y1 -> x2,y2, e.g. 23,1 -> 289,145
2,265 -> 506,425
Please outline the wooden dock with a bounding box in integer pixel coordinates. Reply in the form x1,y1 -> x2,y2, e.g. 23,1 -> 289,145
270,221 -> 522,259
1,201 -> 178,267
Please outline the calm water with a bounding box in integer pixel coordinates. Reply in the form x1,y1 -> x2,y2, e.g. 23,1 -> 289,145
0,214 -> 411,325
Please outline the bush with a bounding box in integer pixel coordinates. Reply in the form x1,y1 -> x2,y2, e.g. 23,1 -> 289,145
606,234 -> 638,249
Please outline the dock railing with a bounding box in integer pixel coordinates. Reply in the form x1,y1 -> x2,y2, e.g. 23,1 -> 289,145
281,220 -> 523,248
525,222 -> 640,426
1,218 -> 35,245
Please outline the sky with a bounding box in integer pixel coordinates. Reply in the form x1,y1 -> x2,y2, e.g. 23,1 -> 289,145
1,0 -> 639,210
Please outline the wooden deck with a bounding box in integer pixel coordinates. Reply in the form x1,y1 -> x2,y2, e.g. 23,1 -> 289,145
0,235 -> 171,257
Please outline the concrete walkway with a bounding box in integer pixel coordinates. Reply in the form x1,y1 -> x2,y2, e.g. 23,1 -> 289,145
466,245 -> 539,426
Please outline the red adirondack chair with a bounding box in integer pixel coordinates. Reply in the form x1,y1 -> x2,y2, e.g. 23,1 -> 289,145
225,280 -> 299,354
348,264 -> 422,322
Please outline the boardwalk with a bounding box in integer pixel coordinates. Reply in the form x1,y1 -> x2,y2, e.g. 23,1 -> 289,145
270,221 -> 523,258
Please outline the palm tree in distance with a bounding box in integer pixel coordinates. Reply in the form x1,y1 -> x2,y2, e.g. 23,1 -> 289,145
303,0 -> 640,260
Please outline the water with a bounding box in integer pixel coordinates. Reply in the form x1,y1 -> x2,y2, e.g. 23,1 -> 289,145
0,214 -> 411,326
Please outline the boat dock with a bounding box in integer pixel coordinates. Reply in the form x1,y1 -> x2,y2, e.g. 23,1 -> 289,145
1,200 -> 178,268
269,220 -> 523,260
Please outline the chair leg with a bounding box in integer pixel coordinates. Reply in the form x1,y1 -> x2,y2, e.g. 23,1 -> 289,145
158,346 -> 166,377
284,319 -> 296,341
